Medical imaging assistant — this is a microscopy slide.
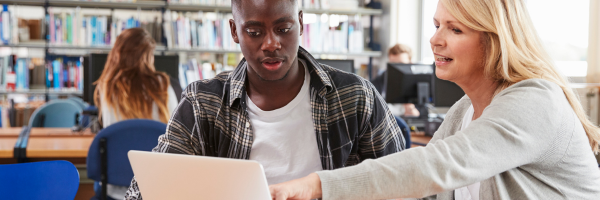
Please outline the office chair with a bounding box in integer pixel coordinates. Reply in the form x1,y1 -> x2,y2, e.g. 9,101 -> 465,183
87,119 -> 167,200
395,116 -> 411,149
0,160 -> 80,200
28,99 -> 83,128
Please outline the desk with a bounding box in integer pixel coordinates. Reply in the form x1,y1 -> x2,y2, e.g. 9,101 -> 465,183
410,133 -> 432,148
0,127 -> 93,164
0,127 -> 97,200
0,128 -> 21,160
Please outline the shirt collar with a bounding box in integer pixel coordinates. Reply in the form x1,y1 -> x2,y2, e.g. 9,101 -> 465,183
228,46 -> 333,107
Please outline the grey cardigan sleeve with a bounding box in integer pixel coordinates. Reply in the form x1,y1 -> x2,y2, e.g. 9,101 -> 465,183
315,80 -> 566,200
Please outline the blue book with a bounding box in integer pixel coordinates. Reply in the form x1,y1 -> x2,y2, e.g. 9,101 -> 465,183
1,5 -> 10,44
76,61 -> 82,89
46,63 -> 51,88
90,16 -> 97,45
63,61 -> 68,88
96,17 -> 103,45
52,60 -> 61,90
15,59 -> 25,89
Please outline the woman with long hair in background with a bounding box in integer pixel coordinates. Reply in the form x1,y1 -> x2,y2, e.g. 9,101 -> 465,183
93,27 -> 178,199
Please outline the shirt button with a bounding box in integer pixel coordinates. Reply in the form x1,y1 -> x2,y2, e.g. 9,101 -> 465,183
246,122 -> 250,128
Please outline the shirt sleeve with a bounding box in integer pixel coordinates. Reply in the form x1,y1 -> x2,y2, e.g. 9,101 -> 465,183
316,80 -> 564,200
124,86 -> 204,200
356,81 -> 406,161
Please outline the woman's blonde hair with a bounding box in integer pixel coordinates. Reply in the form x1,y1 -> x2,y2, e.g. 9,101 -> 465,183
440,0 -> 600,153
94,28 -> 170,124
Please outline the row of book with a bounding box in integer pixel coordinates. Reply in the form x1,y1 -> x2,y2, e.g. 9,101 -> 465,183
0,99 -> 46,128
0,55 -> 29,91
166,0 -> 231,5
166,0 -> 360,10
47,7 -> 162,46
163,11 -> 238,50
46,56 -> 84,91
300,14 -> 364,53
177,58 -> 235,87
0,55 -> 84,91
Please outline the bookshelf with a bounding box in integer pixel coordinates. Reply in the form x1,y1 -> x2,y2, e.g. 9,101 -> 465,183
0,0 -> 385,97
0,89 -> 82,95
166,3 -> 383,15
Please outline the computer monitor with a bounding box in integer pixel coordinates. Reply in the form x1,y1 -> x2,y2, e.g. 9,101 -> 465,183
83,53 -> 179,105
316,59 -> 355,73
433,69 -> 465,107
384,63 -> 434,105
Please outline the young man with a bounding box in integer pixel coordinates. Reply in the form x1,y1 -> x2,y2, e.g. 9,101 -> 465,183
125,0 -> 404,199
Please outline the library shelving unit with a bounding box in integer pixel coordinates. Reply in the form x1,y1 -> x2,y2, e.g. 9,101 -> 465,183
0,0 -> 385,98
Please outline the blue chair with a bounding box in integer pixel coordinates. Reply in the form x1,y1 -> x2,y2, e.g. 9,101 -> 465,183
395,116 -> 411,149
67,96 -> 89,110
87,119 -> 167,200
0,160 -> 80,200
29,99 -> 83,127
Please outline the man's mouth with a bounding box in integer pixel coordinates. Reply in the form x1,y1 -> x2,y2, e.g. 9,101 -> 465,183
261,58 -> 284,71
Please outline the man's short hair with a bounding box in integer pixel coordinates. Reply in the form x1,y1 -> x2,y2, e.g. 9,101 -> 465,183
232,0 -> 297,8
388,44 -> 413,60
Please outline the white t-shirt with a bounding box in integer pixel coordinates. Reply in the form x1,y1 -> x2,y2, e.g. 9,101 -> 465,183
101,85 -> 178,127
455,104 -> 480,200
247,61 -> 323,185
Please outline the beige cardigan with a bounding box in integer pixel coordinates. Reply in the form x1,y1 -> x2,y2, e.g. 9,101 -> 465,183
316,79 -> 600,200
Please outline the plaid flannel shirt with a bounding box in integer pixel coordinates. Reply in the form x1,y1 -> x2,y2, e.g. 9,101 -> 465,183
124,47 -> 405,199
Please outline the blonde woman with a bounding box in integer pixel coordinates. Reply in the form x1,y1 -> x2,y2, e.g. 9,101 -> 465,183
94,28 -> 177,199
269,0 -> 600,199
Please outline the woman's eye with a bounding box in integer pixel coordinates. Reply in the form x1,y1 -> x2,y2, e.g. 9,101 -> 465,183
279,28 -> 291,33
435,25 -> 440,29
452,28 -> 462,33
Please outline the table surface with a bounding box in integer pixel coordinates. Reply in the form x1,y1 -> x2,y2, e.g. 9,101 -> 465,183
0,128 -> 94,159
1,128 -> 434,158
410,133 -> 432,148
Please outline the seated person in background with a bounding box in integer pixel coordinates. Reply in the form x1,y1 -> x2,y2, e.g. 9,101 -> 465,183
93,28 -> 178,199
124,0 -> 404,199
371,44 -> 421,117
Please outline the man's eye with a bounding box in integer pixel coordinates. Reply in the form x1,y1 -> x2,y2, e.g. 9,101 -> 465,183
247,30 -> 261,36
279,28 -> 291,33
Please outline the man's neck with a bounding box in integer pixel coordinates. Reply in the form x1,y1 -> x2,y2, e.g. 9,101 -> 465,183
246,58 -> 306,111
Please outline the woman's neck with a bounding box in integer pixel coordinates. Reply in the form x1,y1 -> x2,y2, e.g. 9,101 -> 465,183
458,77 -> 498,120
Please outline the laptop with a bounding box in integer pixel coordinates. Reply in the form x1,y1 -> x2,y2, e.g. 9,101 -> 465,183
128,150 -> 271,200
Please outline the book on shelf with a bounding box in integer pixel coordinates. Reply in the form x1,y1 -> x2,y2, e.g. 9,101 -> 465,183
300,14 -> 364,53
47,7 -> 162,47
0,55 -> 79,92
167,0 -> 231,6
163,10 -> 239,50
0,4 -> 19,45
165,0 -> 359,9
45,56 -> 83,91
177,58 -> 236,87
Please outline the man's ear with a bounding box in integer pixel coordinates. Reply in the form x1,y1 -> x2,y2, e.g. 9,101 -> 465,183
298,10 -> 304,36
230,19 -> 239,43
